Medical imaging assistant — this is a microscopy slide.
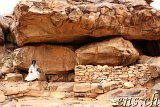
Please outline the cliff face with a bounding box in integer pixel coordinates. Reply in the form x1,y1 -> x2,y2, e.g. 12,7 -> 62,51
12,0 -> 160,46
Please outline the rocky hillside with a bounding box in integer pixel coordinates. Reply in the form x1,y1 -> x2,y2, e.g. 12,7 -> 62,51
0,0 -> 159,106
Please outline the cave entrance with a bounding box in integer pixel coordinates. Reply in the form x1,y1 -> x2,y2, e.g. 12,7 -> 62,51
132,40 -> 160,57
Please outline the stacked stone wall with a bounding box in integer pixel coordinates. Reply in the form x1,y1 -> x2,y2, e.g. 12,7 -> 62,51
73,64 -> 156,97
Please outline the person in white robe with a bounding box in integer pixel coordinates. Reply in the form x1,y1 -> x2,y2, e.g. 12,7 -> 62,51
25,60 -> 40,81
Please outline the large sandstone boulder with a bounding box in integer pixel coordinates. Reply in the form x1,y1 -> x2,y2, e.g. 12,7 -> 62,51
13,45 -> 77,74
13,0 -> 160,46
76,37 -> 139,66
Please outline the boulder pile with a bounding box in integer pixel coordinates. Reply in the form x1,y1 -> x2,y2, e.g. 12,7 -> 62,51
0,0 -> 159,106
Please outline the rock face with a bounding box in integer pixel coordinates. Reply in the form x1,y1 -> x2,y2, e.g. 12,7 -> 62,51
5,73 -> 23,82
0,91 -> 5,103
76,37 -> 139,66
0,0 -> 159,105
0,28 -> 4,44
123,82 -> 134,89
138,55 -> 160,75
0,15 -> 13,34
0,46 -> 7,60
138,55 -> 160,66
13,45 -> 77,74
13,0 -> 160,46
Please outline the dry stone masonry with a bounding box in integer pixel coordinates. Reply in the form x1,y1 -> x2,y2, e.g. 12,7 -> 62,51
75,64 -> 155,85
73,64 -> 159,97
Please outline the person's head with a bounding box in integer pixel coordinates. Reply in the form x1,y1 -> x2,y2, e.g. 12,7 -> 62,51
32,60 -> 36,65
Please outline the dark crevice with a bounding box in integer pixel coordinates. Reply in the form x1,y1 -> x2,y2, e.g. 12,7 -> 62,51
22,35 -> 120,49
19,35 -> 160,57
132,40 -> 160,57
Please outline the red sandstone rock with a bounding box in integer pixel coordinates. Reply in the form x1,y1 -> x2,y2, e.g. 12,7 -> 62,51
76,37 -> 139,66
13,45 -> 77,74
12,0 -> 160,46
0,15 -> 13,34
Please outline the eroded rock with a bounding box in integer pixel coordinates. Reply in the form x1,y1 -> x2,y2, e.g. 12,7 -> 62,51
138,55 -> 160,77
0,28 -> 4,44
123,82 -> 134,89
76,37 -> 139,66
12,0 -> 160,46
0,15 -> 13,35
0,63 -> 14,75
13,45 -> 77,74
0,91 -> 5,103
5,73 -> 23,82
73,83 -> 91,93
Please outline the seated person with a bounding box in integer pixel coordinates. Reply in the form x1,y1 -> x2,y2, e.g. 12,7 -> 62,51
25,60 -> 40,81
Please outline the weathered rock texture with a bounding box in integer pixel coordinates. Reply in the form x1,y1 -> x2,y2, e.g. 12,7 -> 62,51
76,37 -> 139,66
0,15 -> 13,35
46,72 -> 75,82
138,55 -> 160,74
13,0 -> 160,46
13,45 -> 77,74
0,81 -> 75,98
0,28 -> 4,44
0,0 -> 159,106
5,73 -> 23,82
0,46 -> 6,60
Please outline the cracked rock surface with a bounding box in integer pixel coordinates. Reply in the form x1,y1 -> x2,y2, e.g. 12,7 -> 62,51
13,0 -> 160,46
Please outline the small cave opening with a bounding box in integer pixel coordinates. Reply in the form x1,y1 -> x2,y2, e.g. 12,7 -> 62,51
132,40 -> 160,57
